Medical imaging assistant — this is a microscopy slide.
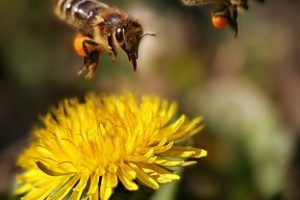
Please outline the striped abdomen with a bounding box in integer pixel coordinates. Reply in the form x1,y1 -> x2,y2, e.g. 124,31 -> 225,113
54,0 -> 109,28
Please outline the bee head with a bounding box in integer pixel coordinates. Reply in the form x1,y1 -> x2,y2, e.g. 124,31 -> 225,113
115,20 -> 144,71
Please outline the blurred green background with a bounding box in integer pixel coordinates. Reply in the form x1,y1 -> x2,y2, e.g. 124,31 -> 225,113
0,0 -> 300,199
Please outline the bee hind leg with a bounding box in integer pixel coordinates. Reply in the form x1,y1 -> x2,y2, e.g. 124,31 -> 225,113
229,5 -> 239,37
212,6 -> 238,36
80,50 -> 99,80
77,39 -> 100,79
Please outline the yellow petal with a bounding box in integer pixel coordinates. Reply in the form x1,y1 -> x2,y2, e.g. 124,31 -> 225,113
22,177 -> 67,200
160,115 -> 186,138
155,141 -> 174,154
139,164 -> 180,184
22,187 -> 52,200
106,172 -> 118,188
117,170 -> 138,191
118,163 -> 136,179
155,157 -> 197,167
181,125 -> 204,140
100,174 -> 113,200
170,146 -> 208,158
161,146 -> 207,158
15,184 -> 32,195
168,119 -> 203,141
129,163 -> 159,189
69,175 -> 89,200
47,175 -> 79,200
87,174 -> 99,195
161,101 -> 178,126
36,161 -> 75,176
89,192 -> 99,200
126,148 -> 154,162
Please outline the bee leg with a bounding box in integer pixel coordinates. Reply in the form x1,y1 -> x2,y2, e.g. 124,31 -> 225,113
84,39 -> 98,47
108,33 -> 117,62
109,47 -> 117,62
77,39 -> 100,79
82,50 -> 99,80
212,6 -> 236,34
229,5 -> 239,37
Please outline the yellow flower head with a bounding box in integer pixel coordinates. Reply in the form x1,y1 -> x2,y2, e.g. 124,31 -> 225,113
16,93 -> 207,200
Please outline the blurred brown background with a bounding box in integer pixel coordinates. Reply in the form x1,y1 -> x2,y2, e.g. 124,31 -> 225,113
0,0 -> 300,199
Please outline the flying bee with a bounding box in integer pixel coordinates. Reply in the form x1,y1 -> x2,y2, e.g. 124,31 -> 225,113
54,0 -> 155,79
181,0 -> 264,36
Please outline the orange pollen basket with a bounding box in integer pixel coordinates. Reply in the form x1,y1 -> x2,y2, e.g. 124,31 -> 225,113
73,34 -> 98,57
212,15 -> 228,28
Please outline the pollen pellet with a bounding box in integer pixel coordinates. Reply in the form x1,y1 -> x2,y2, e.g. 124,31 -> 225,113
212,15 -> 228,28
73,34 -> 97,57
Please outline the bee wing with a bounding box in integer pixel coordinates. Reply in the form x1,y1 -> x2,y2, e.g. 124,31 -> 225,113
180,0 -> 229,6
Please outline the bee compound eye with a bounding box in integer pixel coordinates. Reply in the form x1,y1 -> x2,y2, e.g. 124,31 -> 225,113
116,27 -> 124,42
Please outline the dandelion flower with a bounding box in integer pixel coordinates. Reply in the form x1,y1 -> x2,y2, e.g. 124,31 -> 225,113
16,93 -> 207,200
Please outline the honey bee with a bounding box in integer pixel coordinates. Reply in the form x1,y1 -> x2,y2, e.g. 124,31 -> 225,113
181,0 -> 264,36
54,0 -> 155,79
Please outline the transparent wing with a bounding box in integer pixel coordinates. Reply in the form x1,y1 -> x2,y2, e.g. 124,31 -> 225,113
180,0 -> 229,6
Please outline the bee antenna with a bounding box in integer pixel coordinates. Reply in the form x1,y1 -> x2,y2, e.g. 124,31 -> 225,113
141,33 -> 156,38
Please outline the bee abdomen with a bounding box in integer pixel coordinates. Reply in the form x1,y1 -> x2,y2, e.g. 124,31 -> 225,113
54,0 -> 109,27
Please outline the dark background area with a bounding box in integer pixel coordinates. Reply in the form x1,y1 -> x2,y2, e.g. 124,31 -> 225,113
0,0 -> 300,199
